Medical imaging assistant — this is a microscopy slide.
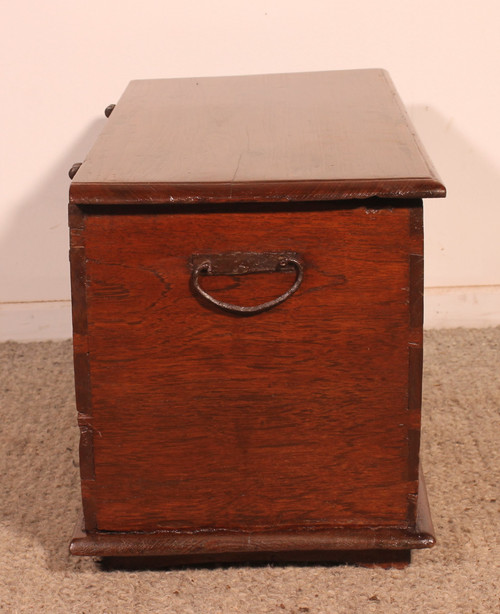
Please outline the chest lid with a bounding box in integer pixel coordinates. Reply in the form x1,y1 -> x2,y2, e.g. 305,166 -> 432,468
69,69 -> 445,205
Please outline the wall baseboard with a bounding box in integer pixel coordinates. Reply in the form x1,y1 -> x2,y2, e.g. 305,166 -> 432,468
1,287 -> 499,341
424,285 -> 500,329
0,301 -> 72,342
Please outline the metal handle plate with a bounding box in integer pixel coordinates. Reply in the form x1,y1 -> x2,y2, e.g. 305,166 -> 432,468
190,251 -> 303,315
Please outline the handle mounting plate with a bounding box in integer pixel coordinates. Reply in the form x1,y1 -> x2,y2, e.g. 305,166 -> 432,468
189,251 -> 304,315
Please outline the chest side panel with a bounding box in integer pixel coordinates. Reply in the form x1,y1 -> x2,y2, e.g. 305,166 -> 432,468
76,204 -> 420,532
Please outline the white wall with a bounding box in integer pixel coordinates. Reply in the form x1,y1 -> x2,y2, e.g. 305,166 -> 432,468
1,1 -> 499,340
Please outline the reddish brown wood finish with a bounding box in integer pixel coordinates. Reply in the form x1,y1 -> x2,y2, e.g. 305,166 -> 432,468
70,468 -> 434,565
71,483 -> 433,572
69,70 -> 444,564
70,200 -> 424,540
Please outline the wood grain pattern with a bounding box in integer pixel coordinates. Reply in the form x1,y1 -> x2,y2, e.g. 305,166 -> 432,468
70,70 -> 445,205
68,69 -> 443,563
406,207 -> 424,521
70,526 -> 431,558
69,472 -> 434,561
70,200 -> 422,534
69,205 -> 97,529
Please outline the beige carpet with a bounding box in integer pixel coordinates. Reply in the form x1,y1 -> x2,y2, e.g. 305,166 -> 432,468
0,329 -> 499,613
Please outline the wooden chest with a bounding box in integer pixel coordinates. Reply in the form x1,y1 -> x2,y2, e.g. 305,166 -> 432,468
68,69 -> 446,567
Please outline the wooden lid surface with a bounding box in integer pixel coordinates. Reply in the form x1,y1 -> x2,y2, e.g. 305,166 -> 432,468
70,69 -> 445,205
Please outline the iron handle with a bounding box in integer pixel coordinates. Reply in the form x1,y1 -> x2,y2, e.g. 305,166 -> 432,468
190,252 -> 304,315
